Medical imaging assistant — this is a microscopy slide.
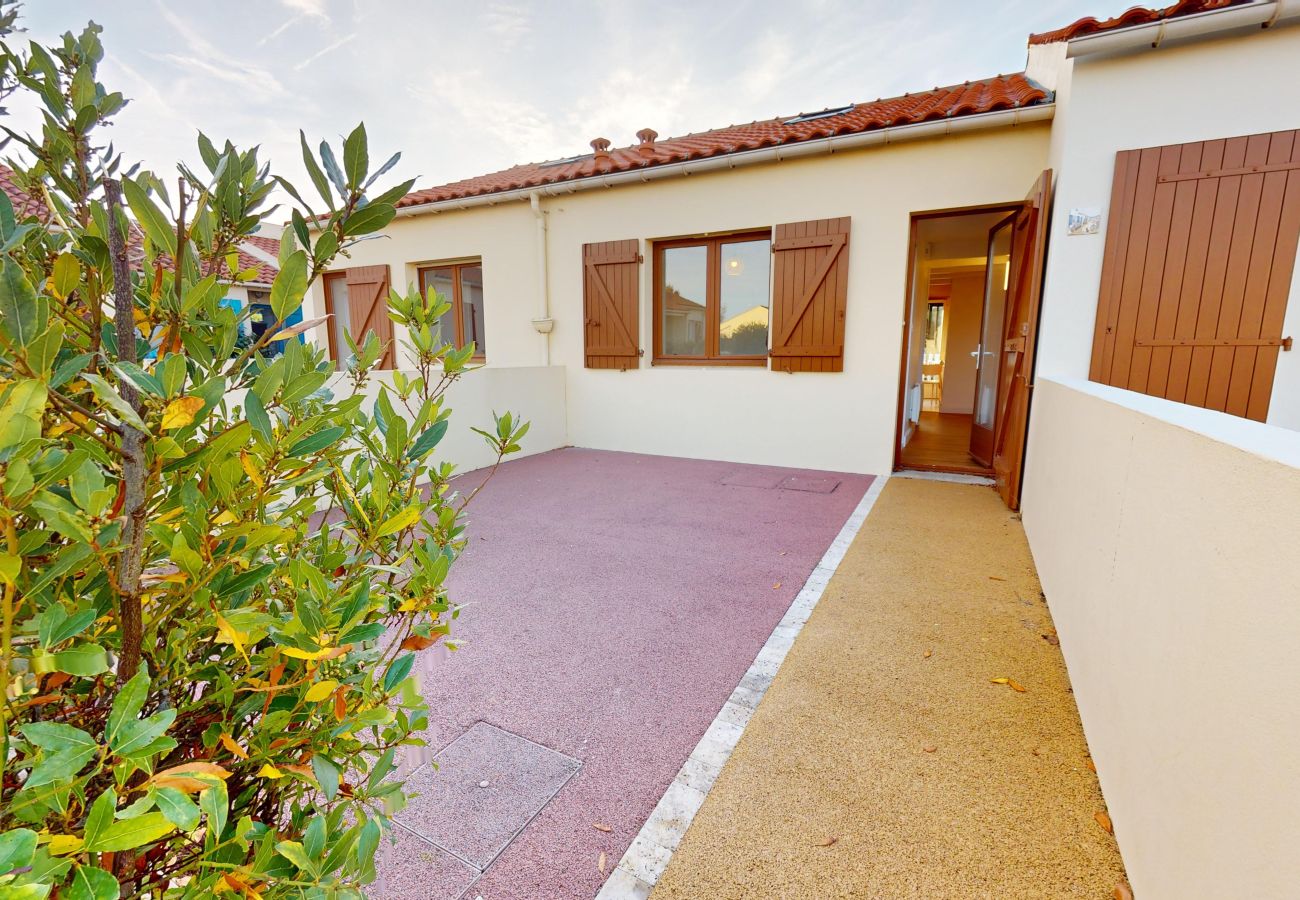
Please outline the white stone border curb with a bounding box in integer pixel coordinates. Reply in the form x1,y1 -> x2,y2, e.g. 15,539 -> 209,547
594,475 -> 890,899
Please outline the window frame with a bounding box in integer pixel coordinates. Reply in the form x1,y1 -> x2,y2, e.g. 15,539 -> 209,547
321,270 -> 349,367
417,259 -> 486,361
651,230 -> 772,367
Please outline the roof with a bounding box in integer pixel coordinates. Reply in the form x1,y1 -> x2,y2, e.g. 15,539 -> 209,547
0,164 -> 279,286
395,73 -> 1051,209
1028,0 -> 1250,45
0,165 -> 48,219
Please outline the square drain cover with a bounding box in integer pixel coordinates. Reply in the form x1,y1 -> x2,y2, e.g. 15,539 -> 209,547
395,722 -> 580,871
367,825 -> 479,899
777,475 -> 841,494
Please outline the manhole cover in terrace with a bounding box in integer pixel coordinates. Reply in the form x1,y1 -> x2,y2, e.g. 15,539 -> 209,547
777,475 -> 841,493
393,722 -> 581,871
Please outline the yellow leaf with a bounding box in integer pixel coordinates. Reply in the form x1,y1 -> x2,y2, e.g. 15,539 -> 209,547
990,677 -> 1010,684
213,510 -> 239,526
46,834 -> 84,855
304,680 -> 339,702
214,612 -> 249,662
220,733 -> 249,760
281,645 -> 332,661
257,764 -> 284,780
240,450 -> 264,489
162,396 -> 204,430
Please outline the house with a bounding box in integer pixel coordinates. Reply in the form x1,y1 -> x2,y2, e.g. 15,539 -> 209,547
300,2 -> 1299,898
0,164 -> 288,352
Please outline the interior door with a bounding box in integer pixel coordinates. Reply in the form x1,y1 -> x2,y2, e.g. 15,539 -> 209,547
969,213 -> 1016,467
990,169 -> 1053,509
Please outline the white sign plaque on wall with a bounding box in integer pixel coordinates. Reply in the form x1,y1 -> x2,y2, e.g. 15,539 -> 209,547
1067,207 -> 1101,235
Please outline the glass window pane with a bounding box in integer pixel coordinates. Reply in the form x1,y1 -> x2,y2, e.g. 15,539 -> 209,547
459,265 -> 486,357
661,245 -> 707,356
718,238 -> 771,356
420,266 -> 457,347
326,275 -> 352,364
975,221 -> 1013,430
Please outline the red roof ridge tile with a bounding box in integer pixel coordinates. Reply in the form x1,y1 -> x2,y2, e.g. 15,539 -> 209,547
1028,0 -> 1251,45
395,72 -> 1051,210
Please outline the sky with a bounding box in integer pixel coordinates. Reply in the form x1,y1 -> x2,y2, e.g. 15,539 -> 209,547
10,0 -> 1136,208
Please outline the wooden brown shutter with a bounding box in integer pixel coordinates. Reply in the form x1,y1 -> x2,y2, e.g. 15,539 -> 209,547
345,265 -> 395,369
770,217 -> 851,372
583,240 -> 641,369
1090,130 -> 1300,421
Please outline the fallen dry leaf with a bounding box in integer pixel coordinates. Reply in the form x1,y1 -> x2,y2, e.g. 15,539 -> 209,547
922,745 -> 937,753
990,677 -> 1027,692
988,575 -> 1007,581
815,836 -> 838,847
1094,811 -> 1114,834
1113,883 -> 1134,900
592,823 -> 612,833
923,649 -> 933,659
1086,758 -> 1097,773
772,581 -> 782,590
597,851 -> 607,874
1041,633 -> 1060,646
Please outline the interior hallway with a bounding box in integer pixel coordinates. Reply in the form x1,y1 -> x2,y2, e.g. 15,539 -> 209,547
898,411 -> 985,473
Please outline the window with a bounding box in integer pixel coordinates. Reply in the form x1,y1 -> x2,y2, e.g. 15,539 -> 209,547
653,232 -> 771,365
418,261 -> 487,359
322,271 -> 353,366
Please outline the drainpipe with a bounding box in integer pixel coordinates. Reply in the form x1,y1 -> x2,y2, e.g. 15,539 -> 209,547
529,191 -> 554,366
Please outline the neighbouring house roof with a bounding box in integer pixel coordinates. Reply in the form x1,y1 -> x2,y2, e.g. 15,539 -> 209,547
0,164 -> 280,286
1028,0 -> 1251,44
395,73 -> 1051,209
0,164 -> 48,219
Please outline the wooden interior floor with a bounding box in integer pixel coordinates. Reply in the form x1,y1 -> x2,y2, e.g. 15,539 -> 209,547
898,411 -> 989,474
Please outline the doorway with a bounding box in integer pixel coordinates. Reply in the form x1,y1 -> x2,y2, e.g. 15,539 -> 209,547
896,206 -> 1019,476
894,172 -> 1053,509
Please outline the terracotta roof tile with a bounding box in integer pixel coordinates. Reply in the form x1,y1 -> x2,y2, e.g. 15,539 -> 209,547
0,164 -> 48,220
1028,0 -> 1251,45
396,73 -> 1050,209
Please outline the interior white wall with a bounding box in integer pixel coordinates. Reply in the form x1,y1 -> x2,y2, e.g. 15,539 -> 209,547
1033,23 -> 1300,431
1021,375 -> 1300,900
939,272 -> 982,414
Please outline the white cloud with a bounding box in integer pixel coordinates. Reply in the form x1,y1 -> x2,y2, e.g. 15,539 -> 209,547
280,0 -> 330,21
294,33 -> 356,71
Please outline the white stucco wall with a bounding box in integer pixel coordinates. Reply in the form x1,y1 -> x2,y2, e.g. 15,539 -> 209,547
1033,23 -> 1300,429
548,126 -> 1050,474
304,124 -> 1051,475
1021,375 -> 1300,900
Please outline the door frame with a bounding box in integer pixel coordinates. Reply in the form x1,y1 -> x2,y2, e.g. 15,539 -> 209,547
894,202 -> 1025,476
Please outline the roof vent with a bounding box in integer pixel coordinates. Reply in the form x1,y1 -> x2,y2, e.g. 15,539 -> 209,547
590,137 -> 612,161
783,104 -> 855,125
636,128 -> 658,157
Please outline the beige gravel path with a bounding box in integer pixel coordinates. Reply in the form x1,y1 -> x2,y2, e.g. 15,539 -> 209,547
653,477 -> 1128,899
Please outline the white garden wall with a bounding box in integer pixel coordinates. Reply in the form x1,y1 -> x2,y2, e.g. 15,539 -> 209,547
1022,376 -> 1300,900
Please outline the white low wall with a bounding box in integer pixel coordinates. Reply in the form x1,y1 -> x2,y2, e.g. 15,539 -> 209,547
1021,376 -> 1300,900
322,364 -> 567,473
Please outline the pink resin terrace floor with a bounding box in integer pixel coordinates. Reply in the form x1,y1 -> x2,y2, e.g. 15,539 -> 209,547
370,448 -> 873,899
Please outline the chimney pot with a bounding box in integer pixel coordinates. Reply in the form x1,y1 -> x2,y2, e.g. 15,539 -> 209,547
636,128 -> 658,158
590,137 -> 611,161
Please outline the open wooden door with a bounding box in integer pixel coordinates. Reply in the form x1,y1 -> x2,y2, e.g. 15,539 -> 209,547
990,170 -> 1052,509
969,212 -> 1016,467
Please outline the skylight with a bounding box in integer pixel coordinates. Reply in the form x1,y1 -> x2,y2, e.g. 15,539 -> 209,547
540,154 -> 590,168
784,105 -> 855,125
